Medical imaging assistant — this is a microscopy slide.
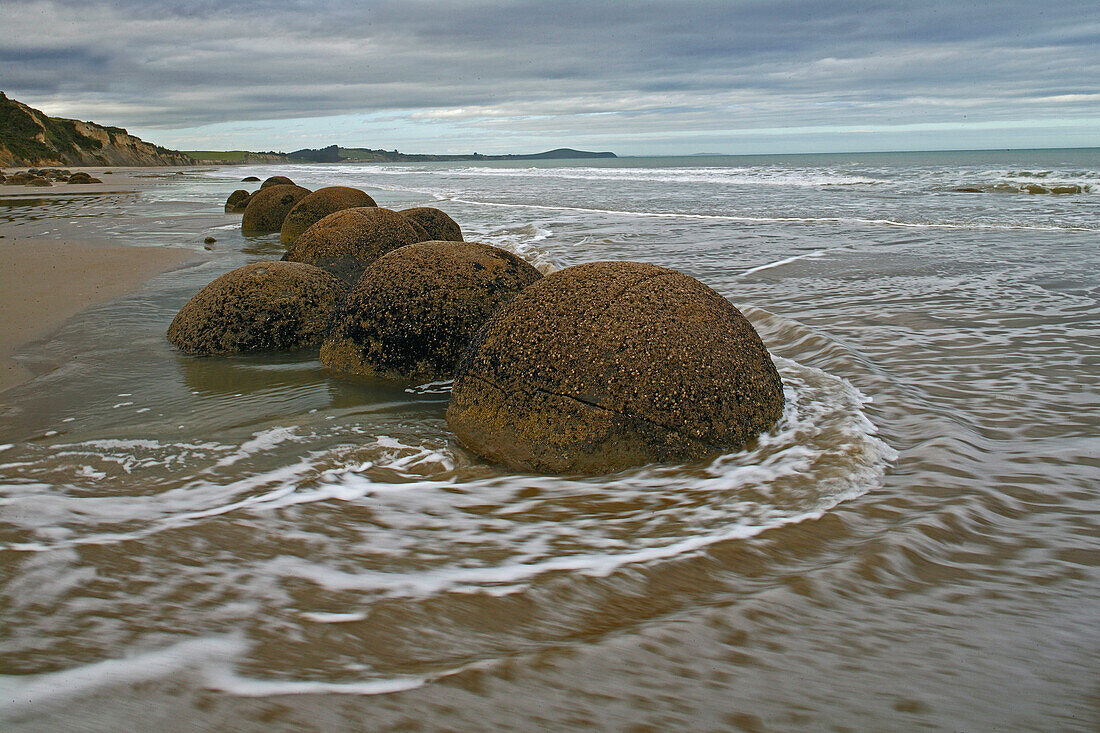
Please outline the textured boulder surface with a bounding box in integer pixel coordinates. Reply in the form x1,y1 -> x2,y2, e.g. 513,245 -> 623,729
167,261 -> 348,355
225,189 -> 252,212
66,172 -> 102,184
241,184 -> 311,234
280,186 -> 378,244
446,260 -> 785,474
260,175 -> 294,188
281,206 -> 425,284
321,241 -> 542,381
399,207 -> 463,242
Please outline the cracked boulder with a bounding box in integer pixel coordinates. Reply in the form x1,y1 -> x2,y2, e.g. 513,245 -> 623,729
241,184 -> 311,234
280,186 -> 377,244
281,206 -> 426,284
168,260 -> 348,355
446,260 -> 785,474
321,240 -> 542,381
399,207 -> 463,242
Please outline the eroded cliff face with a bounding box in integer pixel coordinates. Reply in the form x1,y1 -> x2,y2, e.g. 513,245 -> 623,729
0,92 -> 195,167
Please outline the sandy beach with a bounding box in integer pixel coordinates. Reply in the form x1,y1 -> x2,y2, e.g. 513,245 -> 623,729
0,168 -> 197,393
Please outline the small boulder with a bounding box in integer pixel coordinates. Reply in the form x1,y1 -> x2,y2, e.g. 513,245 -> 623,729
225,189 -> 252,212
242,176 -> 261,182
399,207 -> 463,241
241,184 -> 311,234
26,176 -> 51,187
167,261 -> 348,355
261,175 -> 295,188
280,186 -> 378,245
282,207 -> 424,284
446,260 -> 785,474
4,172 -> 36,185
321,241 -> 542,381
67,172 -> 102,184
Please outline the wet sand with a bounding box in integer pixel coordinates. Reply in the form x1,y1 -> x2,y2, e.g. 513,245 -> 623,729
0,170 -> 197,393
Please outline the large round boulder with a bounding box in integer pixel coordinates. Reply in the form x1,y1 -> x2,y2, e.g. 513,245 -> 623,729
260,175 -> 295,188
446,261 -> 785,474
281,207 -> 425,284
241,184 -> 311,234
280,186 -> 378,245
168,261 -> 348,355
225,189 -> 252,212
399,207 -> 463,242
321,241 -> 542,381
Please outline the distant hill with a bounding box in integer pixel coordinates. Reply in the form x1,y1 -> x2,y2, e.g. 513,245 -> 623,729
0,92 -> 195,167
338,146 -> 617,162
186,145 -> 617,164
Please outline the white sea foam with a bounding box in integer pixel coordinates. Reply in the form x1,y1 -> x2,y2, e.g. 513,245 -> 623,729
447,197 -> 1098,232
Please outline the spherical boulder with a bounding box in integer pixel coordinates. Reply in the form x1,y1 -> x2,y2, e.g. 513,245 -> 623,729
261,175 -> 295,188
26,176 -> 52,187
241,184 -> 311,234
225,189 -> 252,212
446,261 -> 785,474
67,172 -> 98,184
167,261 -> 348,355
321,241 -> 542,381
280,186 -> 378,245
242,176 -> 260,182
281,207 -> 424,284
399,207 -> 463,242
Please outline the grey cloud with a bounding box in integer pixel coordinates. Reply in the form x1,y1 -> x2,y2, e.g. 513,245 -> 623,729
0,0 -> 1096,147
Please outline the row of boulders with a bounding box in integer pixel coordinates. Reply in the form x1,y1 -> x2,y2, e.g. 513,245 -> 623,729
1,169 -> 103,186
170,174 -> 784,473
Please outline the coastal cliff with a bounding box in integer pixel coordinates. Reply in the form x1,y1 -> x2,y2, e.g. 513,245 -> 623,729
0,92 -> 195,167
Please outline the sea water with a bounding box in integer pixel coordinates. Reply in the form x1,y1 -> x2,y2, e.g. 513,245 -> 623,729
1,150 -> 1098,730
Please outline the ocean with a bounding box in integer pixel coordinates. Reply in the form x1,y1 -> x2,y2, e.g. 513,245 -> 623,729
1,149 -> 1098,730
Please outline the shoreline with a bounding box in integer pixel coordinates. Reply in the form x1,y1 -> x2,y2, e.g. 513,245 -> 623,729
0,168 -> 201,394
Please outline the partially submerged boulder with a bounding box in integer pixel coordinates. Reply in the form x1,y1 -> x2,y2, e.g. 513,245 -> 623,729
167,261 -> 348,355
261,175 -> 295,188
26,176 -> 51,187
242,176 -> 261,182
241,184 -> 311,234
225,189 -> 252,212
67,172 -> 102,184
280,186 -> 378,245
281,206 -> 424,284
399,207 -> 463,242
446,260 -> 785,474
321,241 -> 542,381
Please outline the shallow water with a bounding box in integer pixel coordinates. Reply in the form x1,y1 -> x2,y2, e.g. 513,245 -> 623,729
1,150 -> 1098,730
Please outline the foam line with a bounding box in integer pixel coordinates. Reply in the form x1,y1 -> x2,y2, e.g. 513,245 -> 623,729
446,197 -> 1098,232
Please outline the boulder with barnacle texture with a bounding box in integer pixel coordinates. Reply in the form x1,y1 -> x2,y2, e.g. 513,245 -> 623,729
167,261 -> 348,354
281,206 -> 425,284
321,240 -> 542,381
446,260 -> 785,474
280,186 -> 378,244
241,184 -> 311,234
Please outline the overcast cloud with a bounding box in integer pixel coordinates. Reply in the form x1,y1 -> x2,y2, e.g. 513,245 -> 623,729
1,0 -> 1098,153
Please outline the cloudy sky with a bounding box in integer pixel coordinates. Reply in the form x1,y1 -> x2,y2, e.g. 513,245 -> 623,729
2,0 -> 1098,155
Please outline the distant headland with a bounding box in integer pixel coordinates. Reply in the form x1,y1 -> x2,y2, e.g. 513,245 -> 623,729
184,145 -> 618,165
0,93 -> 615,168
0,92 -> 195,167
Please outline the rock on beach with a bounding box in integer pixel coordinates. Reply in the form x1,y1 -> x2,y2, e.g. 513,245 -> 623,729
281,206 -> 425,284
241,184 -> 311,234
280,186 -> 378,244
321,240 -> 542,381
399,207 -> 464,242
167,260 -> 348,355
446,260 -> 785,474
